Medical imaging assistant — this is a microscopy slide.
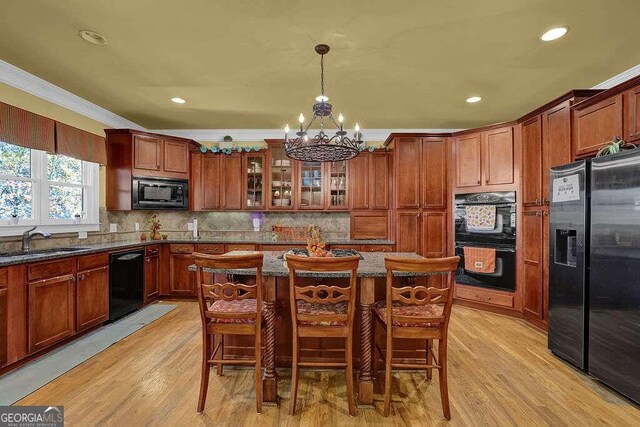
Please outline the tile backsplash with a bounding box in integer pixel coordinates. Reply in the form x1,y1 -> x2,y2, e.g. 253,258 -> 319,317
0,208 -> 350,252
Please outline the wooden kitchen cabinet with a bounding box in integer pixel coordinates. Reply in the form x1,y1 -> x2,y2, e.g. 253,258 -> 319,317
28,274 -> 76,353
348,154 -> 369,209
393,138 -> 422,209
454,132 -> 482,188
327,160 -> 348,210
484,127 -> 514,185
420,211 -> 447,258
543,101 -> 572,203
106,129 -> 198,210
454,126 -> 514,189
348,151 -> 390,210
163,140 -> 190,175
76,266 -> 109,332
572,94 -> 623,158
191,153 -> 221,211
266,140 -> 295,210
243,152 -> 267,210
133,134 -> 161,172
522,115 -> 543,207
169,254 -> 196,296
395,211 -> 421,253
422,138 -> 447,209
221,153 -> 243,210
0,269 -> 7,367
298,160 -> 325,209
144,254 -> 160,303
625,84 -> 640,142
521,209 -> 546,326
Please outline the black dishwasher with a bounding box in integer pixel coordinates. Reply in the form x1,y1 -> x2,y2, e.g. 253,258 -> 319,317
109,250 -> 144,321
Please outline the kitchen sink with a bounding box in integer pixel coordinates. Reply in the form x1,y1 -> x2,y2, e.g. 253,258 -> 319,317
0,247 -> 88,257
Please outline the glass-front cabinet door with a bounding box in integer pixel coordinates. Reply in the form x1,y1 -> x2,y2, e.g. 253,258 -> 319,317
243,153 -> 266,209
328,161 -> 348,210
298,161 -> 324,209
268,143 -> 294,209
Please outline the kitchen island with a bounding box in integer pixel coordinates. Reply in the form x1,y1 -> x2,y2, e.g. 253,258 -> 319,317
191,250 -> 441,405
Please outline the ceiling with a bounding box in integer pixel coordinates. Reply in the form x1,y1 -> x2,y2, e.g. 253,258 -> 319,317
1,0 -> 640,130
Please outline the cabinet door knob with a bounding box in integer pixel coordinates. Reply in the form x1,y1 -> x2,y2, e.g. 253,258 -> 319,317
477,180 -> 481,184
146,258 -> 150,263
535,198 -> 540,206
79,273 -> 85,281
536,211 -> 542,216
485,179 -> 489,184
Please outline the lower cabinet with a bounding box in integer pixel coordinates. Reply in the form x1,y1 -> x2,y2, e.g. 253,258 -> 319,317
144,255 -> 160,302
76,266 -> 109,332
169,254 -> 196,296
0,269 -> 7,367
28,274 -> 75,354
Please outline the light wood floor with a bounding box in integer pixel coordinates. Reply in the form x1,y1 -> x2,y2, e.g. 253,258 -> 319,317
17,301 -> 639,426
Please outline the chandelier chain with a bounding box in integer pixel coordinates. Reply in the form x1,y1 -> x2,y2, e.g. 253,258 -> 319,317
320,54 -> 325,96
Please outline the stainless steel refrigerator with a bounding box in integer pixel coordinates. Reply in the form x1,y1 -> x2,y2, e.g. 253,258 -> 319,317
549,150 -> 640,404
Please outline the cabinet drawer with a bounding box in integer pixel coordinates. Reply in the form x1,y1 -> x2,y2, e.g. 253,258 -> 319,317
145,245 -> 161,256
260,244 -> 306,252
360,244 -> 394,252
28,258 -> 75,282
0,268 -> 7,288
195,244 -> 225,254
170,244 -> 195,254
77,252 -> 109,271
225,244 -> 257,252
330,244 -> 361,251
455,286 -> 514,308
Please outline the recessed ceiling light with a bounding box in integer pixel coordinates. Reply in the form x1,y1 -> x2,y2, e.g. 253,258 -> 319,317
171,97 -> 186,104
78,30 -> 107,45
466,96 -> 482,104
541,27 -> 569,42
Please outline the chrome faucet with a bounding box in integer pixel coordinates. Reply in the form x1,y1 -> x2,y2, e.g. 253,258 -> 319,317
22,226 -> 51,252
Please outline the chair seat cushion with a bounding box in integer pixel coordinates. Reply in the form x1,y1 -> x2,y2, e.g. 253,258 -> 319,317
208,299 -> 263,324
296,300 -> 348,326
373,301 -> 443,327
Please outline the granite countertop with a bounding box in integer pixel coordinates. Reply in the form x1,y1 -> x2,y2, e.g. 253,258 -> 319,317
189,251 -> 433,278
0,238 -> 395,267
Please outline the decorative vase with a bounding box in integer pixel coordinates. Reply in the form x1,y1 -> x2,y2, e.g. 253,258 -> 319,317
140,233 -> 147,241
9,217 -> 19,225
151,231 -> 162,240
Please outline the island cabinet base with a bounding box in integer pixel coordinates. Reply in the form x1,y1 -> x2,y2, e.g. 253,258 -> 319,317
217,275 -> 432,405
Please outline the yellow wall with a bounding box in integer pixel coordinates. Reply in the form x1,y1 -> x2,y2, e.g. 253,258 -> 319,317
0,83 -> 110,207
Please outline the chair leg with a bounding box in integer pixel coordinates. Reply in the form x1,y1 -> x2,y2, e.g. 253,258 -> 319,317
438,338 -> 451,420
197,332 -> 211,413
345,335 -> 356,416
289,334 -> 300,415
216,335 -> 224,376
426,339 -> 433,381
383,328 -> 393,417
255,329 -> 263,414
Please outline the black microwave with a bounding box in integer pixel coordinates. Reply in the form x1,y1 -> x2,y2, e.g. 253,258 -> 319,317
132,177 -> 188,210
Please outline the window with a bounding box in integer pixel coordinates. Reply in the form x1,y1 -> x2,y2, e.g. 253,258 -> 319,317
0,141 -> 99,235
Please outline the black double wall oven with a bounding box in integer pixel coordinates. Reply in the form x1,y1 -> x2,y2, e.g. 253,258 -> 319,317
454,192 -> 517,292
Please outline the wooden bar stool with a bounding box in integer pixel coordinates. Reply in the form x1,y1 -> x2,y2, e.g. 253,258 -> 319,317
285,254 -> 360,416
372,256 -> 460,419
193,252 -> 265,414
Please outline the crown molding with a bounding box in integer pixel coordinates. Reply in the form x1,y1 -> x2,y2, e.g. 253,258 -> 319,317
0,59 -> 144,130
591,63 -> 640,89
148,128 -> 464,142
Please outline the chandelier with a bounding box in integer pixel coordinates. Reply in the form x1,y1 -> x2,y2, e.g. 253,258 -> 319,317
283,44 -> 363,162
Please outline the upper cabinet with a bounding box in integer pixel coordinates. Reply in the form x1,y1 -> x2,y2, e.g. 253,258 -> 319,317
454,126 -> 514,190
267,141 -> 295,210
106,129 -> 198,210
191,153 -> 221,211
220,153 -> 243,210
348,151 -> 390,210
521,115 -> 543,207
572,94 -> 623,158
626,84 -> 640,143
391,137 -> 446,210
327,160 -> 348,210
484,127 -> 514,185
298,160 -> 325,210
454,132 -> 482,188
243,153 -> 266,210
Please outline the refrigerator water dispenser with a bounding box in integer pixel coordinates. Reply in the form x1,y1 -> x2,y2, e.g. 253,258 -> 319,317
555,229 -> 577,267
